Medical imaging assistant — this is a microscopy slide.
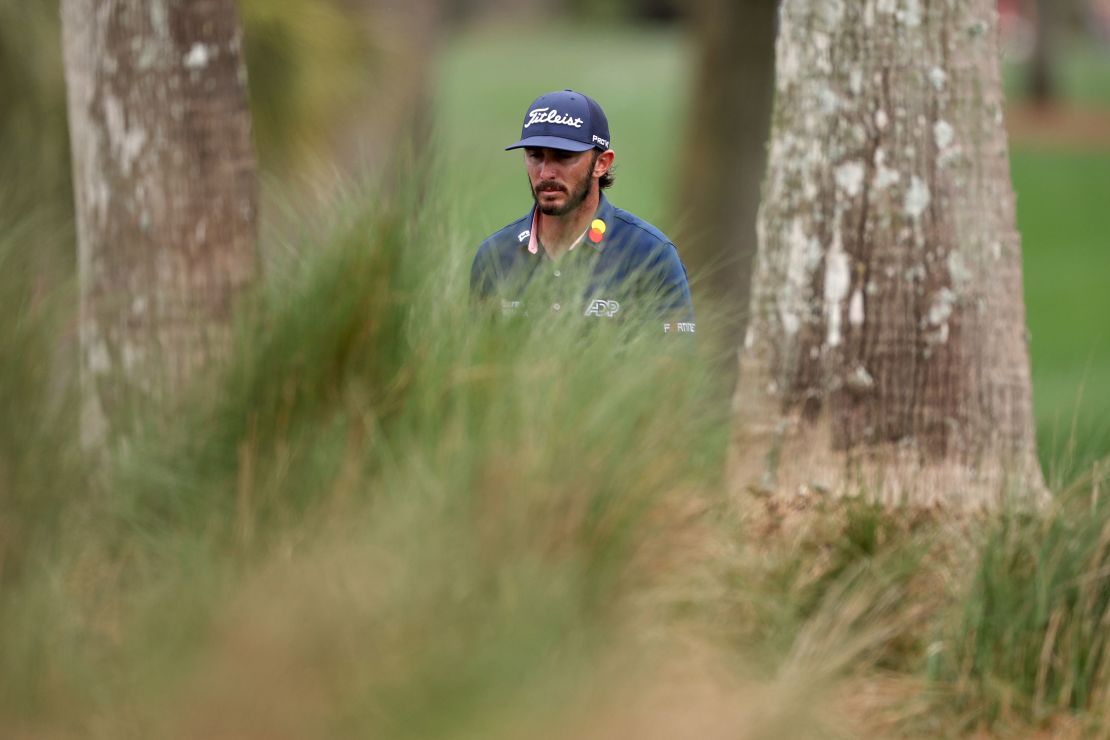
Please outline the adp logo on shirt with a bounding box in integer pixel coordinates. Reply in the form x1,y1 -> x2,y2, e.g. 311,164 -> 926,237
584,299 -> 620,318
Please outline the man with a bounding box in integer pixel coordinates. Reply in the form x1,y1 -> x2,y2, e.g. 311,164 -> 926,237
470,89 -> 695,336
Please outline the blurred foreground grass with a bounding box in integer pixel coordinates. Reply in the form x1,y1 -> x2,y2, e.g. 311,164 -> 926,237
4,163 -> 1110,737
0,173 -> 748,736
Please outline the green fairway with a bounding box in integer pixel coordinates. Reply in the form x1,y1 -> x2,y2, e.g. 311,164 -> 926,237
1013,149 -> 1110,474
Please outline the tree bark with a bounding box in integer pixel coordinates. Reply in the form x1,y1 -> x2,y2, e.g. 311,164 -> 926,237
676,0 -> 777,371
730,0 -> 1045,509
61,0 -> 258,443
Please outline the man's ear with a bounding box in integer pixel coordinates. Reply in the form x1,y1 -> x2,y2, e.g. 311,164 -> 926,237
594,150 -> 615,178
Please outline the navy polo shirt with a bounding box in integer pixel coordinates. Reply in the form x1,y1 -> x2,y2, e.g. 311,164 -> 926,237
470,195 -> 695,335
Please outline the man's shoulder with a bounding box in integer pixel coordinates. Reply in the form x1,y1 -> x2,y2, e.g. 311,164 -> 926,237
601,200 -> 689,286
472,211 -> 533,297
477,212 -> 533,255
608,203 -> 674,251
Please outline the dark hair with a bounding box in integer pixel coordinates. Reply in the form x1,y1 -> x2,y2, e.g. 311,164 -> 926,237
592,150 -> 616,190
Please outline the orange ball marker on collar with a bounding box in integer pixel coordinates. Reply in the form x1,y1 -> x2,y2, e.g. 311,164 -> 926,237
588,219 -> 606,244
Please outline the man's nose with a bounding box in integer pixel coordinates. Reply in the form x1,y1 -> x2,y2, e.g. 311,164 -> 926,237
539,153 -> 560,178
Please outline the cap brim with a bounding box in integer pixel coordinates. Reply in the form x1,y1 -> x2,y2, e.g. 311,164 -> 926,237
505,135 -> 596,152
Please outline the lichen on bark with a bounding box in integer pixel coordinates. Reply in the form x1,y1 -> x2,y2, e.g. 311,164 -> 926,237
730,0 -> 1045,509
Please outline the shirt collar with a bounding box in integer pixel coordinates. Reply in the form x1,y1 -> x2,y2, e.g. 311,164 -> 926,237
524,194 -> 613,256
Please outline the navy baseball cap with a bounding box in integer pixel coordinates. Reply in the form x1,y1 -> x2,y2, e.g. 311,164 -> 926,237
505,89 -> 611,153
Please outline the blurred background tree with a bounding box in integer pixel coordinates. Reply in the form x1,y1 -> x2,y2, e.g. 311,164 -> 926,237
0,2 -> 72,228
562,0 -> 681,22
259,0 -> 440,186
1029,0 -> 1058,103
240,0 -> 380,173
675,0 -> 776,382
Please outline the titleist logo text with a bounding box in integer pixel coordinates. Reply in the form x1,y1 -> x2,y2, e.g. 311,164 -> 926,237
525,108 -> 584,129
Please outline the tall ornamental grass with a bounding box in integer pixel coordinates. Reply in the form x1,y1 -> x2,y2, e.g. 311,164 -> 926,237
932,473 -> 1110,731
4,170 -> 1109,736
0,206 -> 83,584
0,174 -> 735,736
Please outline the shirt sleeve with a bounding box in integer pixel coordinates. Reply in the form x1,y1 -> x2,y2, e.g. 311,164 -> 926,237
470,241 -> 496,302
655,243 -> 696,335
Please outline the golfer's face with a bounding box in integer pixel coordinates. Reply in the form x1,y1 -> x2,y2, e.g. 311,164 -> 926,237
524,147 -> 593,216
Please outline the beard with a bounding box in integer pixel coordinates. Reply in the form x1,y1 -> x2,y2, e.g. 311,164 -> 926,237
530,162 -> 596,216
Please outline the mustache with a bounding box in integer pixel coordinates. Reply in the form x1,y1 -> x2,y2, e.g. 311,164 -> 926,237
534,180 -> 566,193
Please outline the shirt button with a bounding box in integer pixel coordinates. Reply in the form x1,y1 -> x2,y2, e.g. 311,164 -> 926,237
552,303 -> 561,311
554,270 -> 561,277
